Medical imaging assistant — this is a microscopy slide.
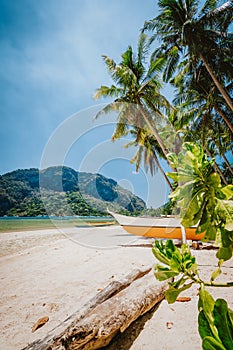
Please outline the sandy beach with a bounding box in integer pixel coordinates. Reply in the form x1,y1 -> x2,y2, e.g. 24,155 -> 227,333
0,225 -> 232,350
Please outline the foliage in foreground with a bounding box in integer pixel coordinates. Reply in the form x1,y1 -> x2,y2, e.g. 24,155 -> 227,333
153,240 -> 233,349
167,142 -> 233,261
152,142 -> 233,349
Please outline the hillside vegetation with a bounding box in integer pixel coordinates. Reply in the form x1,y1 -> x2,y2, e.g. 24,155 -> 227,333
0,166 -> 145,216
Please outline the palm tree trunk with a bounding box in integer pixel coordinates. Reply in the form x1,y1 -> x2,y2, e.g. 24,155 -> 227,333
140,109 -> 178,173
200,53 -> 233,113
153,153 -> 174,191
205,148 -> 228,185
139,107 -> 169,158
214,104 -> 233,134
222,152 -> 233,176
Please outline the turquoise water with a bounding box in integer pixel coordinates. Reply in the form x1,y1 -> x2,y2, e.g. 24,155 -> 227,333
0,216 -> 114,232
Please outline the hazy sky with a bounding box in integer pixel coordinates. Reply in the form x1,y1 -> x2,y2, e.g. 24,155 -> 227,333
0,0 -> 171,207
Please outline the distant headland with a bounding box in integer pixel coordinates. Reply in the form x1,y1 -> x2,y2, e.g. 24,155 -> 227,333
0,166 -> 146,217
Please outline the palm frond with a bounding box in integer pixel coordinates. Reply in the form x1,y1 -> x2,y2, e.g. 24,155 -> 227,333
93,85 -> 123,100
137,33 -> 149,64
94,102 -> 121,119
102,55 -> 117,75
197,0 -> 217,18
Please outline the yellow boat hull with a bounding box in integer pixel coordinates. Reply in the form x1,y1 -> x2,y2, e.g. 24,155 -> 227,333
122,225 -> 205,240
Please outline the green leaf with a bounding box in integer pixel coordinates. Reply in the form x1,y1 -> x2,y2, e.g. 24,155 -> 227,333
199,286 -> 222,342
196,202 -> 211,234
170,251 -> 183,272
221,185 -> 233,200
216,247 -> 232,262
152,246 -> 170,265
166,171 -> 178,181
221,229 -> 233,248
204,225 -> 217,242
181,191 -> 203,227
166,153 -> 177,167
165,239 -> 177,259
229,309 -> 233,327
202,336 -> 226,350
199,286 -> 216,328
154,265 -> 179,281
214,299 -> 233,349
199,286 -> 215,313
165,283 -> 192,304
198,310 -> 214,340
210,268 -> 222,282
183,255 -> 196,270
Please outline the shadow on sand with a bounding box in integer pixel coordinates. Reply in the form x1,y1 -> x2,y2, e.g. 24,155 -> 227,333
102,302 -> 161,350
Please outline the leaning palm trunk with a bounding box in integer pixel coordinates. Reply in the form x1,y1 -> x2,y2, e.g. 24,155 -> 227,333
205,147 -> 228,185
153,152 -> 173,190
200,54 -> 233,113
140,109 -> 178,173
214,104 -> 233,134
138,104 -> 172,158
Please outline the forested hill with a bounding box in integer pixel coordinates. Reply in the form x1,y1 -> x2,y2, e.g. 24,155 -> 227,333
0,166 -> 146,216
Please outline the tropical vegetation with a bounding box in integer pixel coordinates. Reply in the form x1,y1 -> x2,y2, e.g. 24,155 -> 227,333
153,142 -> 233,349
143,0 -> 233,115
95,0 -> 232,348
0,167 -> 145,217
93,32 -> 177,188
94,5 -> 232,191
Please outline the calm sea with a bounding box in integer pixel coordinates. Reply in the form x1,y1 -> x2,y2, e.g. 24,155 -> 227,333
0,216 -> 114,232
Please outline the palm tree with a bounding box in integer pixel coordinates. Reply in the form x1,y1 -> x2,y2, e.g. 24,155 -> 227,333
94,33 -> 176,177
126,128 -> 174,189
171,61 -> 233,134
170,65 -> 232,185
143,0 -> 233,112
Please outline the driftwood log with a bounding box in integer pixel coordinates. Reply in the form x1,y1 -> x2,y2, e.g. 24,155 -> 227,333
23,265 -> 169,350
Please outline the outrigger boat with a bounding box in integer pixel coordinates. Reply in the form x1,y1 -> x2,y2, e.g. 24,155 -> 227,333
108,210 -> 205,242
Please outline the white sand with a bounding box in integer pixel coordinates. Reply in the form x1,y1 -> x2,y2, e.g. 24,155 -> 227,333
0,226 -> 232,350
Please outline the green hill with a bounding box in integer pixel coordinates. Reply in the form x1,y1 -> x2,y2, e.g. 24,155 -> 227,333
0,166 -> 146,216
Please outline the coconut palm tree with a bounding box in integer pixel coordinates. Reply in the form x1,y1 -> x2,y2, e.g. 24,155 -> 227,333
169,64 -> 232,185
125,128 -> 174,189
143,0 -> 233,112
171,61 -> 233,134
94,33 -> 176,176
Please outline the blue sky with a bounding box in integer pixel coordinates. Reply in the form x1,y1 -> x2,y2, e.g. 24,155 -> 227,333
0,0 -> 172,207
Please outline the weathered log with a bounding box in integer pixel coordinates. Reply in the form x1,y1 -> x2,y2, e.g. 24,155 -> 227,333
60,272 -> 169,350
23,265 -> 152,350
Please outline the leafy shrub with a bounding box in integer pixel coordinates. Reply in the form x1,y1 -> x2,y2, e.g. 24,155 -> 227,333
152,142 -> 233,349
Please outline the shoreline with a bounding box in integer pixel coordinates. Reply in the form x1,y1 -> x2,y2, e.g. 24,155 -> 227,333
0,227 -> 232,349
0,216 -> 115,234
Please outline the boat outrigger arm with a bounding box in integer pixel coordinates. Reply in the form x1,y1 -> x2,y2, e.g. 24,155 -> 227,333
108,210 -> 205,243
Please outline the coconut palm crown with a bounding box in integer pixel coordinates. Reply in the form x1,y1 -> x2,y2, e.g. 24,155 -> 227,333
143,0 -> 233,112
94,33 -> 174,160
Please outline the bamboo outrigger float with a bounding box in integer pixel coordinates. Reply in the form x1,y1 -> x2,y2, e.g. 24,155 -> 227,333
108,211 -> 205,242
